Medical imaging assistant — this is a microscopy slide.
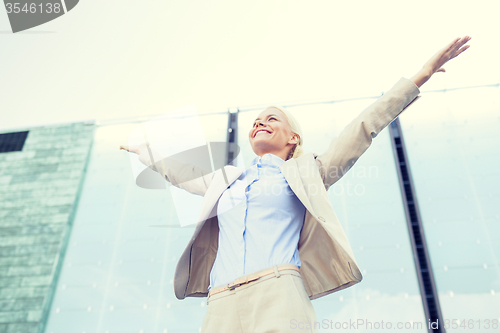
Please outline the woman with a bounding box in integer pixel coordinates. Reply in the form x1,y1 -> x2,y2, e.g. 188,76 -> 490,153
121,36 -> 471,332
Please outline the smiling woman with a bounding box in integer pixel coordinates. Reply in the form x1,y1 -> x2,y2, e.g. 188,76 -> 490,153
120,35 -> 471,333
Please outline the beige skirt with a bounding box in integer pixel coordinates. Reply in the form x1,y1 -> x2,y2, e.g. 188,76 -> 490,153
201,264 -> 318,333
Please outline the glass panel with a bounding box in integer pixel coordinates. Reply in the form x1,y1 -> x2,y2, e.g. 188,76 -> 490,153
399,85 -> 500,332
237,101 -> 428,332
45,112 -> 228,333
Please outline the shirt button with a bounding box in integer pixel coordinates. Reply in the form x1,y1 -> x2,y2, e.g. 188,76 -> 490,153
317,216 -> 326,222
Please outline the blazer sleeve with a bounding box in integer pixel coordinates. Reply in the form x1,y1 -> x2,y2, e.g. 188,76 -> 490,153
316,77 -> 421,190
137,145 -> 214,196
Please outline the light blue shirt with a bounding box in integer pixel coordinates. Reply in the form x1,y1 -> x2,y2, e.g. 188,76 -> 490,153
208,153 -> 306,290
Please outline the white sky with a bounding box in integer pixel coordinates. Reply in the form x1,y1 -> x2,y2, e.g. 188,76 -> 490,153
0,0 -> 498,131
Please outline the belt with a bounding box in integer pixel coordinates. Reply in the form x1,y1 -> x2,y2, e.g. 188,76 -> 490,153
208,264 -> 300,297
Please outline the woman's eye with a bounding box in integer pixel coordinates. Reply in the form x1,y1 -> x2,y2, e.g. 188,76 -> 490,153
269,117 -> 276,121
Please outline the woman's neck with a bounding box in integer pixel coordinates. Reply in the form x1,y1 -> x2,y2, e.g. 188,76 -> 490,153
257,150 -> 289,161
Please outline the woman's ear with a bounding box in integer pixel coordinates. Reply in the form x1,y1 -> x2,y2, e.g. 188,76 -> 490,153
288,133 -> 300,145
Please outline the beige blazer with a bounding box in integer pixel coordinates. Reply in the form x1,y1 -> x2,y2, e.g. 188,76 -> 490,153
139,77 -> 421,300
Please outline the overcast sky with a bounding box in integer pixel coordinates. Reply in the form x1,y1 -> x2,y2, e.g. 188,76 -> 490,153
1,0 -> 498,131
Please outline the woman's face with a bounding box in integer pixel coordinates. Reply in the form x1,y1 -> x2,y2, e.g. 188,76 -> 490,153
248,108 -> 299,158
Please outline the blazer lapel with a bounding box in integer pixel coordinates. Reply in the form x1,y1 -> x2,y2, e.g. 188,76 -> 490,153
196,165 -> 245,224
280,157 -> 317,219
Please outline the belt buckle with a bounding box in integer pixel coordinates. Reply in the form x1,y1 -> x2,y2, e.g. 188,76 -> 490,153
227,281 -> 241,290
228,276 -> 249,290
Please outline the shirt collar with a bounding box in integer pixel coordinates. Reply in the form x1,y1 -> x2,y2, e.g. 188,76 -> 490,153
251,153 -> 286,168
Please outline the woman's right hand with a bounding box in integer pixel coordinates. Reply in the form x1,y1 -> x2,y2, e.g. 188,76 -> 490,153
119,142 -> 149,155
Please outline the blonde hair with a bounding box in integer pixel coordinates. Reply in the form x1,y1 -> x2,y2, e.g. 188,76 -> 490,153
262,105 -> 304,160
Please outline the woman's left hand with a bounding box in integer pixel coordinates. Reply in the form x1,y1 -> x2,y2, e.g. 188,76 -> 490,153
424,35 -> 471,74
411,35 -> 471,88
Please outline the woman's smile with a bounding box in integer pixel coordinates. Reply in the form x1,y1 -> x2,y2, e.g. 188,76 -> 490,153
254,129 -> 272,137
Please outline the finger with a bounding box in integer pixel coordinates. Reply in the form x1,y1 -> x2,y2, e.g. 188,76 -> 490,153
451,36 -> 471,53
457,36 -> 471,48
445,37 -> 462,52
451,45 -> 470,59
446,36 -> 469,55
120,145 -> 129,151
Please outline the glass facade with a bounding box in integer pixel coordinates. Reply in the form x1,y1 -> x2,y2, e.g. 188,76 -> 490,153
43,85 -> 499,332
399,85 -> 500,331
44,113 -> 227,333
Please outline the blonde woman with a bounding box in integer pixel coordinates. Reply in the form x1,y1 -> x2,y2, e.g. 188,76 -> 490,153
121,36 -> 471,332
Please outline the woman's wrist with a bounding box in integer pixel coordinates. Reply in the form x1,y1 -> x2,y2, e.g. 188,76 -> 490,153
410,67 -> 433,88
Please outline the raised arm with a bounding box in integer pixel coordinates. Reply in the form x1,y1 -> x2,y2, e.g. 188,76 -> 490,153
317,35 -> 471,189
120,143 -> 214,196
316,77 -> 420,189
